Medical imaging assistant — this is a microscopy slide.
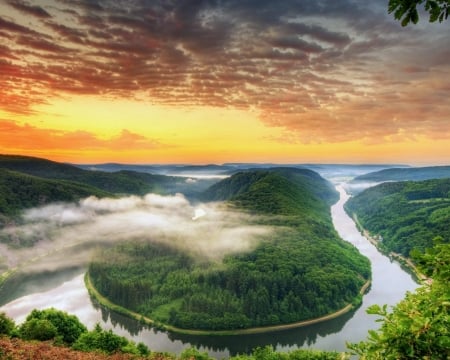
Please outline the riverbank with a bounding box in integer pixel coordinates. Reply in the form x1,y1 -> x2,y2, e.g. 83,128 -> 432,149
85,272 -> 370,336
350,213 -> 428,284
0,267 -> 17,290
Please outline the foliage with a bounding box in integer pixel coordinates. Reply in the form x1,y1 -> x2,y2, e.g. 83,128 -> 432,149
19,318 -> 58,341
388,0 -> 450,25
348,242 -> 450,359
232,345 -> 344,360
89,169 -> 370,331
0,312 -> 15,336
20,308 -> 87,345
180,347 -> 214,360
72,323 -> 149,356
345,178 -> 450,257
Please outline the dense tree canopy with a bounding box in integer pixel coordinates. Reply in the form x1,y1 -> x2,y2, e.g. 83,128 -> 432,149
0,168 -> 112,217
19,308 -> 87,345
345,178 -> 450,257
89,169 -> 370,331
388,0 -> 450,25
0,312 -> 15,336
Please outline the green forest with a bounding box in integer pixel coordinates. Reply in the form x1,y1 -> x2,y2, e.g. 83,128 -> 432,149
345,178 -> 450,257
89,168 -> 370,331
0,168 -> 113,218
0,154 -> 201,196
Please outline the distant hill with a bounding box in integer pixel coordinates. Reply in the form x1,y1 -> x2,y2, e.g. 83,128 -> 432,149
76,162 -> 235,175
345,178 -> 450,257
76,162 -> 405,180
0,155 -> 187,195
0,168 -> 112,218
351,166 -> 450,183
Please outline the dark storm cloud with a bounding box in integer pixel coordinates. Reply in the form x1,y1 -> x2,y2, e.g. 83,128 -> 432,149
1,0 -> 449,141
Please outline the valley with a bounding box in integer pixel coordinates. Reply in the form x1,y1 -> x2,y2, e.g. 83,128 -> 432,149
0,156 -> 422,356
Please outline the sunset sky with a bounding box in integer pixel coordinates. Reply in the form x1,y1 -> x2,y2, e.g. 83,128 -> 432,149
0,0 -> 449,165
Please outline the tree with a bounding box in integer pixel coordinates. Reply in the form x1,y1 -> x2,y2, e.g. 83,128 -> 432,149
388,0 -> 450,25
21,308 -> 87,345
19,318 -> 57,341
72,323 -> 146,355
348,241 -> 450,359
0,312 -> 15,336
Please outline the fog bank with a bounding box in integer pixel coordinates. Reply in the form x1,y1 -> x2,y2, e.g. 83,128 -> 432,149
0,193 -> 272,272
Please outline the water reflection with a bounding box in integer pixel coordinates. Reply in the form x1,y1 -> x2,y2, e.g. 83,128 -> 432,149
167,310 -> 358,356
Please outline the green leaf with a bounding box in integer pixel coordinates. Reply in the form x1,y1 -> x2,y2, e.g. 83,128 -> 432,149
368,329 -> 380,341
366,304 -> 387,316
401,14 -> 411,26
411,9 -> 419,23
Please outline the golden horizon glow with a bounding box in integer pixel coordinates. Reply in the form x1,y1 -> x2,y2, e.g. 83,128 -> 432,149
1,96 -> 448,166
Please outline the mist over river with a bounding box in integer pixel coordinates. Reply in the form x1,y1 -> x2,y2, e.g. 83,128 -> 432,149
0,183 -> 418,357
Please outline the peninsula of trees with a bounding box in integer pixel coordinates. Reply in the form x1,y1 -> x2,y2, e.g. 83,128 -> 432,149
89,168 -> 370,331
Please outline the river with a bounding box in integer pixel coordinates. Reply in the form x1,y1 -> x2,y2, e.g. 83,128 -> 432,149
0,183 -> 418,357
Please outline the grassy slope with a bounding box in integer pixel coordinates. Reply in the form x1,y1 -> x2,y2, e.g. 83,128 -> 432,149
345,178 -> 450,257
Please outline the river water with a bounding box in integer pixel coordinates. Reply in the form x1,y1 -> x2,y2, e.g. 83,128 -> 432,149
0,184 -> 418,357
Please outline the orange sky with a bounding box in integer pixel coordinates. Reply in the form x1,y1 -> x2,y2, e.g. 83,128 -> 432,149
0,1 -> 449,165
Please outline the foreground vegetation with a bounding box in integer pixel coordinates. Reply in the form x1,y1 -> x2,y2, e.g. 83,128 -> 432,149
0,310 -> 343,360
345,178 -> 450,258
89,169 -> 370,332
349,240 -> 450,359
344,178 -> 450,357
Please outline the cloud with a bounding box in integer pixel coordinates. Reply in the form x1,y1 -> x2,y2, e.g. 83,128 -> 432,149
0,0 -> 448,141
7,0 -> 52,19
0,120 -> 165,151
0,193 -> 273,271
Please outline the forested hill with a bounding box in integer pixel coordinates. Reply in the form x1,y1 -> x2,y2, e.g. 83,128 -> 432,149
0,154 -> 184,195
351,165 -> 450,183
0,168 -> 112,218
345,178 -> 450,257
202,168 -> 338,217
89,168 -> 370,331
